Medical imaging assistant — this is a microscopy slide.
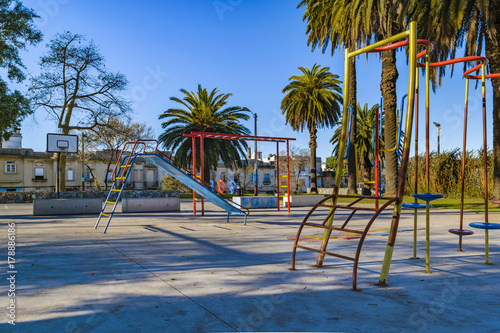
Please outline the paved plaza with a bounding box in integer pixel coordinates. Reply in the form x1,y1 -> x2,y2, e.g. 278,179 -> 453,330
1,201 -> 499,332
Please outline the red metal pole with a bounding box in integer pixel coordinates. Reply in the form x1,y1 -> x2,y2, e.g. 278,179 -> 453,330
287,140 -> 290,213
276,142 -> 280,211
201,135 -> 205,216
481,66 -> 488,224
192,136 -> 196,215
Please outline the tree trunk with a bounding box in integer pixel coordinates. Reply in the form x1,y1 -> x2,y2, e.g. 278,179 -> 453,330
380,49 -> 399,197
362,153 -> 372,195
309,124 -> 318,194
203,164 -> 211,190
105,159 -> 113,191
347,57 -> 358,194
487,5 -> 500,199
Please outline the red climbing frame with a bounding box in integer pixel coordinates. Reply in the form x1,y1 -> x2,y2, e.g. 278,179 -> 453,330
182,132 -> 296,214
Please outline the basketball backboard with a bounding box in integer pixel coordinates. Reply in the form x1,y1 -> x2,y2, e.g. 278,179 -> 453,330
47,133 -> 78,153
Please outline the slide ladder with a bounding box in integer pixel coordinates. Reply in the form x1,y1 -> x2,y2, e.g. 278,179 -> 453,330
95,141 -> 147,233
94,140 -> 249,233
290,193 -> 398,291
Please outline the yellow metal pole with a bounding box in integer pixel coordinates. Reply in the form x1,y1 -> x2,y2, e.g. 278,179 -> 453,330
379,22 -> 416,285
459,78 -> 470,252
348,30 -> 410,58
412,67 -> 420,260
425,49 -> 431,273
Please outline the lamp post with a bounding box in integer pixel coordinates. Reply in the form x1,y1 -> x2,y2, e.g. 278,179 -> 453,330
242,107 -> 258,196
433,122 -> 441,154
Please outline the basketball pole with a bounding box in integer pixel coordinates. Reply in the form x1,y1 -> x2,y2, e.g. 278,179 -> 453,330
57,152 -> 60,199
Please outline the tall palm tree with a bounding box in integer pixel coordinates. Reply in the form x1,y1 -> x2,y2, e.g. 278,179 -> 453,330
281,64 -> 343,193
299,0 -> 413,196
158,85 -> 250,183
299,0 -> 367,194
409,1 -> 500,198
331,103 -> 382,194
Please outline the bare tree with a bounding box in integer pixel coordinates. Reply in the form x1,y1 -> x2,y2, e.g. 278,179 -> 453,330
82,118 -> 154,190
280,146 -> 309,194
232,161 -> 253,192
29,32 -> 130,191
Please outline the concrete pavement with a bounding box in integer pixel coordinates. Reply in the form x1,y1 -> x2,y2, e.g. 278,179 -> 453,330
1,200 -> 499,332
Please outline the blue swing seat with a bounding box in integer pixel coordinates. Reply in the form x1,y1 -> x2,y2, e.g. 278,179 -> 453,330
469,222 -> 500,230
412,193 -> 444,202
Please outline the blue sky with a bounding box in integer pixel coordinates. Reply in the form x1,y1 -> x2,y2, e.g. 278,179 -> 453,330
15,0 -> 494,160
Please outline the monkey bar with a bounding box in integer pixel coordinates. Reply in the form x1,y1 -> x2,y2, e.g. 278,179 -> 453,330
182,132 -> 296,214
290,22 -> 434,290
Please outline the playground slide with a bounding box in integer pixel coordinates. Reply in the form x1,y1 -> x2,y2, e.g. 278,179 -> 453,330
140,153 -> 247,216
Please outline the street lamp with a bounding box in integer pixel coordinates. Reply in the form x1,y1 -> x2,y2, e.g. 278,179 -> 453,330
242,107 -> 258,196
433,122 -> 441,155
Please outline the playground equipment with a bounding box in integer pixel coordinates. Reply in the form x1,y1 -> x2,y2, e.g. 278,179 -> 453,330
290,22 -> 433,290
182,132 -> 295,214
411,52 -> 445,273
461,68 -> 500,263
400,90 -> 426,260
95,140 -> 249,233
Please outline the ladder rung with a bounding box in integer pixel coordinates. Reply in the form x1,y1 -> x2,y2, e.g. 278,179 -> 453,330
115,177 -> 126,180
279,185 -> 288,188
301,222 -> 364,234
106,201 -> 116,204
317,204 -> 377,212
101,213 -> 110,217
121,165 -> 132,168
111,189 -> 121,192
295,244 -> 355,261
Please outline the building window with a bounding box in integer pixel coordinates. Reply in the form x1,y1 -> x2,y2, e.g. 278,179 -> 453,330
263,173 -> 271,184
34,167 -> 45,180
107,171 -> 113,182
85,168 -> 94,180
221,172 -> 227,182
5,161 -> 16,174
67,169 -> 74,181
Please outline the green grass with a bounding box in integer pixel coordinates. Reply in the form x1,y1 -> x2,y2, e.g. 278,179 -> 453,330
408,197 -> 500,212
178,192 -> 500,212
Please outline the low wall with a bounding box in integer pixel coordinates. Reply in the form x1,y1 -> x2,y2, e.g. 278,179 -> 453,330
283,195 -> 325,207
33,198 -> 103,216
232,196 -> 278,209
0,190 -> 178,204
317,188 -> 334,195
122,197 -> 180,213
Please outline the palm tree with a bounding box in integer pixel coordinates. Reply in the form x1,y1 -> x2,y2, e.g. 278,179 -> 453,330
299,0 -> 414,196
409,1 -> 500,198
331,103 -> 382,194
158,85 -> 250,183
299,0 -> 367,194
281,64 -> 343,193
